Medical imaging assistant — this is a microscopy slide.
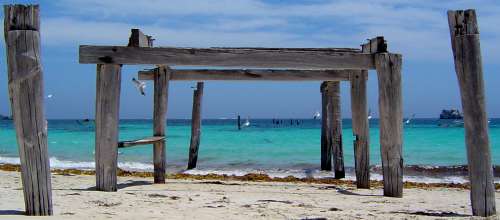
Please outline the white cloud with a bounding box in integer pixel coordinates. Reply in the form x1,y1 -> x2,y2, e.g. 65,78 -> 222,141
40,0 -> 500,62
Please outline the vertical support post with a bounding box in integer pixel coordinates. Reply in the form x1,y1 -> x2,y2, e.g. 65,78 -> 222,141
448,10 -> 496,217
237,115 -> 241,130
350,70 -> 370,188
188,82 -> 204,169
320,82 -> 332,171
330,82 -> 345,178
4,4 -> 53,215
95,64 -> 121,191
153,66 -> 170,183
375,53 -> 403,197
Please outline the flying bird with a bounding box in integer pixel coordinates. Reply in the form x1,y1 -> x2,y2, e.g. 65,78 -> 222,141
132,78 -> 146,96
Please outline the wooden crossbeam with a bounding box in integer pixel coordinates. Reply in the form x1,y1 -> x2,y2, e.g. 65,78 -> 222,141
138,69 -> 360,81
118,136 -> 165,148
79,46 -> 375,69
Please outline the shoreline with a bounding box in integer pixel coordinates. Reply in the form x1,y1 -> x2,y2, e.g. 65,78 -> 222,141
1,163 -> 499,190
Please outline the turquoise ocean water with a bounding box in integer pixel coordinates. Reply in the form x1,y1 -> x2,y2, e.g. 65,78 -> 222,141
0,119 -> 499,183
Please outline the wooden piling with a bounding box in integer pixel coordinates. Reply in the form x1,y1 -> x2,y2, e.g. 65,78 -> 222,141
188,82 -> 204,169
237,115 -> 241,130
375,53 -> 403,197
4,4 -> 53,215
153,66 -> 171,183
330,82 -> 345,178
448,9 -> 496,217
350,70 -> 370,188
95,64 -> 121,191
320,82 -> 332,171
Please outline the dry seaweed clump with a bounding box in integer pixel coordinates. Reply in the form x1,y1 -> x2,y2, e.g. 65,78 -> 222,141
1,163 -> 499,190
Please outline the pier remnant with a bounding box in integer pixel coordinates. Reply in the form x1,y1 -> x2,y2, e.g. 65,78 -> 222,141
4,4 -> 53,215
448,9 -> 496,217
81,28 -> 403,197
330,82 -> 344,178
320,82 -> 333,171
376,53 -> 403,197
188,82 -> 204,169
153,66 -> 170,183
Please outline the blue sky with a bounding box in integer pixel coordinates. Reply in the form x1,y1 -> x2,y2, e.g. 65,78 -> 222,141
1,0 -> 500,119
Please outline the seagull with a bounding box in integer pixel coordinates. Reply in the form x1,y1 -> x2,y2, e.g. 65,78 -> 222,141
132,78 -> 146,96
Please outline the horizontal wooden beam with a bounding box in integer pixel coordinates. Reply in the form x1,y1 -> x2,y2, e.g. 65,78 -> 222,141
118,136 -> 165,148
138,69 -> 362,81
79,46 -> 375,69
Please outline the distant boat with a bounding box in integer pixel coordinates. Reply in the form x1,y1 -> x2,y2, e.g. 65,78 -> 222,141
439,109 -> 463,120
368,109 -> 373,120
243,117 -> 250,127
313,111 -> 321,120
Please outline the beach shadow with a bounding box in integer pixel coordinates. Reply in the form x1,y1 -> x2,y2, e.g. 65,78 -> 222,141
391,210 -> 469,217
0,210 -> 24,215
117,180 -> 152,189
318,186 -> 381,197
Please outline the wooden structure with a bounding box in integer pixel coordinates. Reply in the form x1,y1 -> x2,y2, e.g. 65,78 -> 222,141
187,82 -> 204,169
79,29 -> 404,197
4,4 -> 53,215
448,9 -> 496,217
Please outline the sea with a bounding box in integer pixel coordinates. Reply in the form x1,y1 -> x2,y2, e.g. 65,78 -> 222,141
0,118 -> 499,184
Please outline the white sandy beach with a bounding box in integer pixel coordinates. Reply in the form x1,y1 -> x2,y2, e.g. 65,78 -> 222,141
0,170 -> 498,219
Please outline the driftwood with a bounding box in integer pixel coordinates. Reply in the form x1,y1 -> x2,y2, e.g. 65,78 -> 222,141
4,4 -> 53,215
118,136 -> 165,148
448,9 -> 496,217
188,82 -> 204,169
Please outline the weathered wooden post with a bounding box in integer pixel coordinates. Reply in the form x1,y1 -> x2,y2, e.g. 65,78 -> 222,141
375,52 -> 403,197
188,82 -> 204,169
4,4 -> 53,215
320,82 -> 333,171
153,66 -> 170,183
95,64 -> 121,191
448,9 -> 496,217
237,115 -> 241,130
350,70 -> 369,188
330,82 -> 345,178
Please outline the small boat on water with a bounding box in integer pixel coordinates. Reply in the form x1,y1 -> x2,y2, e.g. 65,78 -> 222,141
368,109 -> 372,120
438,109 -> 464,127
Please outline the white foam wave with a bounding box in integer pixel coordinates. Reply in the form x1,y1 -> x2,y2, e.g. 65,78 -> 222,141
1,156 -> 499,184
0,156 -> 152,171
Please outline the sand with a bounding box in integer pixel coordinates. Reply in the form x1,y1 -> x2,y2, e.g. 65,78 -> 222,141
0,170 -> 498,219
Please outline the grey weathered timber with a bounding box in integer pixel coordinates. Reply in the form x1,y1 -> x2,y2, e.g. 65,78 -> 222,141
361,36 -> 387,53
375,53 -> 403,197
153,66 -> 171,183
138,69 -> 353,81
187,82 -> 204,169
79,46 -> 375,69
320,82 -> 332,171
118,136 -> 165,148
128,29 -> 153,48
448,10 -> 496,217
95,64 -> 122,191
350,70 -> 370,188
330,82 -> 344,179
4,4 -> 53,215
